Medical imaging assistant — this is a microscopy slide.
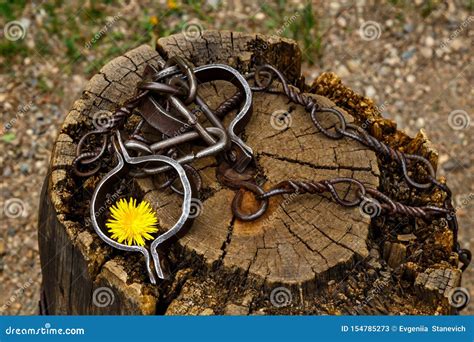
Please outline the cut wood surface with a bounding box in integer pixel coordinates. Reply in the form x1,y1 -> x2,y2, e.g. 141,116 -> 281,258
137,81 -> 379,291
38,30 -> 462,315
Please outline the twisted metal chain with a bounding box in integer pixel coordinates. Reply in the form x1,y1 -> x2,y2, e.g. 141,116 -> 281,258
244,64 -> 470,270
73,57 -> 471,271
73,86 -> 149,176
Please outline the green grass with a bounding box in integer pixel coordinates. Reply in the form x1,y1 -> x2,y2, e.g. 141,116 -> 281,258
387,0 -> 444,18
1,0 -> 327,72
260,2 -> 322,64
465,0 -> 473,11
420,0 -> 440,18
1,132 -> 16,143
37,77 -> 51,93
0,0 -> 27,21
0,40 -> 27,56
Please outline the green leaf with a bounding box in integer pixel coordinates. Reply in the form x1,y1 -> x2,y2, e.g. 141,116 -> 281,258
1,132 -> 16,143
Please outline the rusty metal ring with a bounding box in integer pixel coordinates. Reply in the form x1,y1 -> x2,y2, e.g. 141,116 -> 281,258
402,154 -> 436,189
245,69 -> 274,91
77,135 -> 108,165
137,81 -> 186,97
164,56 -> 197,104
232,181 -> 269,221
311,106 -> 347,140
325,177 -> 366,207
76,130 -> 107,155
73,152 -> 102,177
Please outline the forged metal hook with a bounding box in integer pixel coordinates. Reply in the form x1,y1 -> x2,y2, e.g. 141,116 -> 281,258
90,131 -> 192,283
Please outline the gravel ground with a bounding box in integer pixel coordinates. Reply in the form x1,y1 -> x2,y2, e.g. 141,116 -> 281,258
1,0 -> 472,315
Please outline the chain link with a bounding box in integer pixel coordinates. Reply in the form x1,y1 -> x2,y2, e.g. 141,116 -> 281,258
73,56 -> 471,271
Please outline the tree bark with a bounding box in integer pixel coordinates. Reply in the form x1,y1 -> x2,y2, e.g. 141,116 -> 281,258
38,30 -> 462,315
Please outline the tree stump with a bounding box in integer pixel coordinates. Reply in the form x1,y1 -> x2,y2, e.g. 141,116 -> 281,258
38,31 -> 464,315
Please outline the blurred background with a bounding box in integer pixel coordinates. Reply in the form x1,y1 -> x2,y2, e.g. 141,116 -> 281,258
0,0 -> 472,314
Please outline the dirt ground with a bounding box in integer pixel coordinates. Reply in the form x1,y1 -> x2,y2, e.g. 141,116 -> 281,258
0,0 -> 472,315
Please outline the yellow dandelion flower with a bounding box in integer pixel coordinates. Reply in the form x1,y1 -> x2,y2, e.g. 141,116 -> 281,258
106,198 -> 158,247
149,15 -> 159,26
167,0 -> 178,10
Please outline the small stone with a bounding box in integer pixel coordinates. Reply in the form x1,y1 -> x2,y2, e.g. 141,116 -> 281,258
365,85 -> 376,98
254,12 -> 265,20
385,57 -> 399,66
26,250 -> 34,259
0,239 -> 5,255
425,36 -> 435,47
379,66 -> 390,76
401,48 -> 416,60
253,308 -> 266,315
442,158 -> 465,171
415,117 -> 425,128
438,154 -> 449,165
397,233 -> 417,242
3,166 -> 12,177
420,47 -> 432,58
336,17 -> 347,27
335,65 -> 349,78
329,2 -> 340,11
336,292 -> 348,301
20,163 -> 30,174
450,38 -> 463,51
346,59 -> 360,72
224,303 -> 249,315
368,259 -> 382,270
406,74 -> 416,83
206,0 -> 219,7
369,248 -> 380,259
403,23 -> 414,33
199,308 -> 215,315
